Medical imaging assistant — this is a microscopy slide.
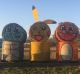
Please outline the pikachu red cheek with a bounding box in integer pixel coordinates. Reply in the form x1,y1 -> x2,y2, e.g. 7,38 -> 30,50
47,31 -> 51,37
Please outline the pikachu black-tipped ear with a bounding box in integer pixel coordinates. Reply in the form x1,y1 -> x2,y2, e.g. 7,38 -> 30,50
32,5 -> 39,22
43,19 -> 57,24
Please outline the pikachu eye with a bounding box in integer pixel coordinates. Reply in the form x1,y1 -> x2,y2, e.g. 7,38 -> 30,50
42,26 -> 46,30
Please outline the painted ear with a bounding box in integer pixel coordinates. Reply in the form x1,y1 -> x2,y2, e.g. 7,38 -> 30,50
43,19 -> 57,24
32,5 -> 39,22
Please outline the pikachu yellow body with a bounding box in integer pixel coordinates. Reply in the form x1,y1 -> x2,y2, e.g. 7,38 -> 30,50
29,21 -> 56,61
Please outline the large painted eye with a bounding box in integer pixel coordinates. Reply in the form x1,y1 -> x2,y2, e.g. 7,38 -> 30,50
6,26 -> 11,32
41,26 -> 46,30
61,26 -> 65,31
69,27 -> 73,31
14,27 -> 19,32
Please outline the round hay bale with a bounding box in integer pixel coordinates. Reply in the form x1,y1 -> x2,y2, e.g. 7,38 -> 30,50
2,23 -> 27,43
29,21 -> 51,61
29,22 -> 51,41
2,41 -> 24,61
55,22 -> 79,41
2,23 -> 27,62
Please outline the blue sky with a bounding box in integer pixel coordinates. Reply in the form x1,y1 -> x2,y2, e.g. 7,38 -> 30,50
0,0 -> 80,38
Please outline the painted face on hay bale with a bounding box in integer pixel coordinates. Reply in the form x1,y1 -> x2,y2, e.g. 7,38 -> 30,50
2,23 -> 27,43
29,22 -> 51,41
55,22 -> 79,41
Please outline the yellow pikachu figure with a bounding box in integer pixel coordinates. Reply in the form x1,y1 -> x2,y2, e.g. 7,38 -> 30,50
30,5 -> 56,61
29,20 -> 56,61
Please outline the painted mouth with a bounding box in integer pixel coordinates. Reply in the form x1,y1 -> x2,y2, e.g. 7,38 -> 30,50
59,33 -> 76,41
35,35 -> 43,41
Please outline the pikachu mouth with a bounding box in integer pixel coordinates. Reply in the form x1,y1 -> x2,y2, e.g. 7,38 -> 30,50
35,35 -> 43,41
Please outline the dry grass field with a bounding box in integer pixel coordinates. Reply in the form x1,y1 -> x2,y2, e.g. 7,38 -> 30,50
0,66 -> 80,74
0,47 -> 80,74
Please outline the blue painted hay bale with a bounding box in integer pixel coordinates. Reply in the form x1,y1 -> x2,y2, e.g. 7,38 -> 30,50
2,23 -> 27,43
